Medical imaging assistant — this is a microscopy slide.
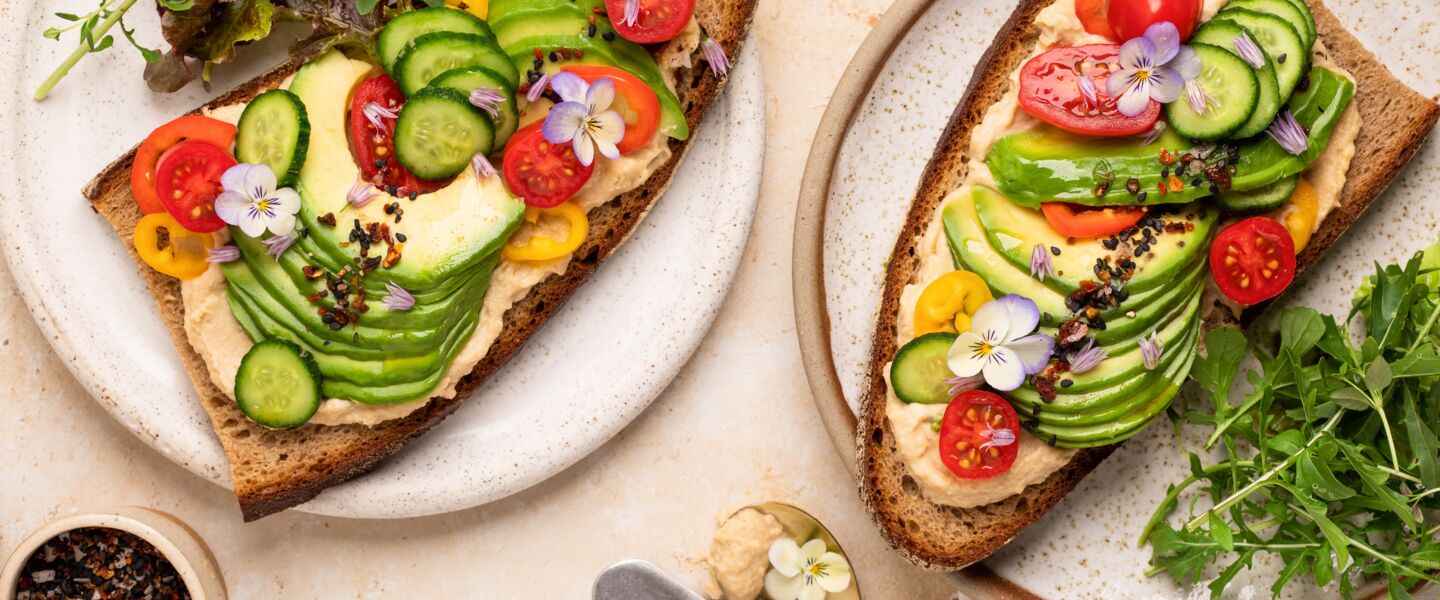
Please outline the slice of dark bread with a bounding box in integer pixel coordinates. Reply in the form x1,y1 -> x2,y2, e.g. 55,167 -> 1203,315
857,0 -> 1439,570
84,1 -> 756,522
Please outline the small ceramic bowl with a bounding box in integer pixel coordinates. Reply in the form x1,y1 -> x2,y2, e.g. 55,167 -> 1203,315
0,507 -> 226,600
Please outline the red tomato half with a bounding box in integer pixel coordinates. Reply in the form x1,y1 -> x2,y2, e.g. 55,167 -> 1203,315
131,116 -> 237,215
502,123 -> 595,208
1107,0 -> 1202,42
1018,44 -> 1160,137
604,0 -> 694,44
155,140 -> 236,233
561,65 -> 661,153
939,391 -> 1021,480
1074,0 -> 1117,40
1209,216 -> 1296,305
1041,202 -> 1147,238
348,74 -> 451,197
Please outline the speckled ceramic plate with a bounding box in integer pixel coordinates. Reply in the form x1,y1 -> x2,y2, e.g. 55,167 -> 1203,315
0,4 -> 763,519
795,0 -> 1440,596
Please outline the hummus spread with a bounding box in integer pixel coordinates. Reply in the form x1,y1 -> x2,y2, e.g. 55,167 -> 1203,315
886,0 -> 1362,508
180,21 -> 701,426
704,508 -> 785,600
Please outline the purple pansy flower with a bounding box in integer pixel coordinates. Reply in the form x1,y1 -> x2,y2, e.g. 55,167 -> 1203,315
541,72 -> 626,167
1106,22 -> 1203,117
947,295 -> 1056,391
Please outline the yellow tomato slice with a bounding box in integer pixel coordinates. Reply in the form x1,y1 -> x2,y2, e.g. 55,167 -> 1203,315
1271,179 -> 1319,253
446,0 -> 488,18
133,212 -> 215,280
914,270 -> 994,335
502,202 -> 589,262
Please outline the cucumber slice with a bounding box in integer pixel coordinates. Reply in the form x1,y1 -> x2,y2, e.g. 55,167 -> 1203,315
891,333 -> 960,404
236,89 -> 310,187
378,7 -> 495,75
1227,0 -> 1315,50
1214,8 -> 1308,99
430,67 -> 520,149
1190,21 -> 1282,139
395,32 -> 520,97
394,87 -> 496,180
1164,44 -> 1258,141
234,339 -> 322,429
1274,0 -> 1318,49
1216,175 -> 1298,214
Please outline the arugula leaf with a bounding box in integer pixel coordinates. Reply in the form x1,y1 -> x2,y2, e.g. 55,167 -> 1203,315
1280,307 -> 1324,356
1402,396 -> 1440,488
1297,451 -> 1356,501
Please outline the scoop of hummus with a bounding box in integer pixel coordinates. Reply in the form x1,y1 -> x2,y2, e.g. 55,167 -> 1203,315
704,508 -> 785,600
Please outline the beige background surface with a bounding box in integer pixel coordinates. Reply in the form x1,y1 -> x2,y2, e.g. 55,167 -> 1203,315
0,0 -> 962,597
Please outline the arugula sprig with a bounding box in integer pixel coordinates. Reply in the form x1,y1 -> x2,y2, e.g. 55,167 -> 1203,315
1144,245 -> 1440,598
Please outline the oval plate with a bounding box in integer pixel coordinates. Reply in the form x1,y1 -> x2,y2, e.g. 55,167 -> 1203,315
0,5 -> 764,518
796,0 -> 1439,594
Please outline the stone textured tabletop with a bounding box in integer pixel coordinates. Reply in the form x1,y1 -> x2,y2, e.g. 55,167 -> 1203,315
0,0 -> 960,597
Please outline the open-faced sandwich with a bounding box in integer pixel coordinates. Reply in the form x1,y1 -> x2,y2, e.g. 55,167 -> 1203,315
84,0 -> 755,520
858,0 -> 1439,569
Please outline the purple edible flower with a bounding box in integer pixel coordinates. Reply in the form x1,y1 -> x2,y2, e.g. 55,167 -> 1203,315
383,281 -> 415,312
1265,110 -> 1309,155
263,231 -> 298,257
1067,339 -> 1107,374
946,374 -> 986,396
1185,79 -> 1217,114
1139,331 -> 1164,370
542,73 -> 626,166
206,245 -> 240,264
1107,22 -> 1202,117
701,36 -> 731,77
1140,121 -> 1167,146
1077,71 -> 1099,108
1029,243 -> 1053,281
468,87 -> 504,118
471,153 -> 497,178
347,176 -> 379,208
1233,33 -> 1266,69
362,102 -> 398,131
622,0 -> 639,27
526,72 -> 551,103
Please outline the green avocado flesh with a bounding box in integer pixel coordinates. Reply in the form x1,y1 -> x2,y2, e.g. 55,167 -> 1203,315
486,1 -> 689,140
941,185 -> 1212,447
220,51 -> 524,405
985,67 -> 1354,208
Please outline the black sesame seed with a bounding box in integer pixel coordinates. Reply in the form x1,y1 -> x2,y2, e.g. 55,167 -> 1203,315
548,51 -> 559,62
588,23 -> 597,36
1102,238 -> 1119,250
1278,53 -> 1287,64
1137,190 -> 1148,203
1060,379 -> 1074,388
396,233 -> 407,243
1209,183 -> 1220,194
533,58 -> 544,70
603,31 -> 616,41
1050,245 -> 1061,256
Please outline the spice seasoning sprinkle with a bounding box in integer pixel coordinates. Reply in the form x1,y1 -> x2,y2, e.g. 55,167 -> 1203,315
15,527 -> 191,600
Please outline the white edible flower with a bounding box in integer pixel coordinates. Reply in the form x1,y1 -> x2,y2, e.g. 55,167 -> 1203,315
947,295 -> 1055,391
215,163 -> 300,238
541,72 -> 626,167
763,538 -> 853,600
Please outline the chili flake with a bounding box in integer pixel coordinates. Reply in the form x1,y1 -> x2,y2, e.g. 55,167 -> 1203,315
14,527 -> 191,600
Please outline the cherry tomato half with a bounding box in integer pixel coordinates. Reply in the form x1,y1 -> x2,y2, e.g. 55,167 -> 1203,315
1040,202 -> 1147,238
604,0 -> 694,44
939,390 -> 1021,480
502,123 -> 595,208
1209,216 -> 1296,305
1074,0 -> 1117,40
155,140 -> 237,233
1018,45 -> 1159,137
131,116 -> 237,215
349,74 -> 451,197
561,65 -> 661,153
133,212 -> 215,280
1106,0 -> 1202,42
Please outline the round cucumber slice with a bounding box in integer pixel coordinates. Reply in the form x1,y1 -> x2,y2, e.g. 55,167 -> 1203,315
395,32 -> 520,97
1190,20 -> 1282,139
891,332 -> 960,404
1164,44 -> 1259,141
1226,0 -> 1315,50
430,66 -> 520,149
1215,8 -> 1308,99
1216,175 -> 1298,214
378,7 -> 495,75
236,89 -> 310,187
394,87 -> 496,180
234,339 -> 322,429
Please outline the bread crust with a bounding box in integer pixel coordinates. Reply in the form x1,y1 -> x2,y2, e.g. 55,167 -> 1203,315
856,0 -> 1439,571
85,2 -> 756,522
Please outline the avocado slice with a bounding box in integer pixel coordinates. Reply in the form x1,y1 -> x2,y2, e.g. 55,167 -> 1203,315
971,186 -> 1215,295
941,188 -> 1070,318
985,67 -> 1355,208
1032,343 -> 1199,448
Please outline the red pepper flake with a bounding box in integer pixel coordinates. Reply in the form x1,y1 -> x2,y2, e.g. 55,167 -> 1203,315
1168,174 -> 1184,192
15,527 -> 192,600
1158,180 -> 1169,196
384,243 -> 404,269
533,47 -> 544,60
318,212 -> 337,227
302,265 -> 324,280
1158,148 -> 1176,165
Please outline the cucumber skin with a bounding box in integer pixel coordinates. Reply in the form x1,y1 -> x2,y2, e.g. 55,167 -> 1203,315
1164,44 -> 1258,141
394,87 -> 496,180
891,332 -> 960,405
237,89 -> 310,188
234,339 -> 322,429
1216,175 -> 1298,214
395,32 -> 520,96
378,7 -> 496,75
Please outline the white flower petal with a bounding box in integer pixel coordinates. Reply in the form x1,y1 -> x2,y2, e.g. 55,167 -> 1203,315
799,539 -> 828,560
542,101 -> 590,144
586,77 -> 616,113
1106,69 -> 1136,102
982,346 -> 1027,391
768,538 -> 803,577
1117,37 -> 1154,71
269,188 -> 302,216
214,190 -> 250,226
993,294 -> 1039,341
1172,45 -> 1202,80
1145,21 -> 1181,65
266,212 -> 296,236
236,209 -> 267,238
798,584 -> 827,600
239,163 -> 277,199
548,72 -> 589,104
967,300 -> 1012,344
1116,83 -> 1153,117
764,570 -> 806,600
816,552 -> 853,593
1007,334 -> 1056,375
220,163 -> 256,196
590,111 -> 626,159
947,331 -> 988,377
1147,66 -> 1184,103
572,132 -> 595,167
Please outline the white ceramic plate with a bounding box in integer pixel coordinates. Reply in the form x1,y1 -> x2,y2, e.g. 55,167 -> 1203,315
821,0 -> 1440,595
0,4 -> 763,518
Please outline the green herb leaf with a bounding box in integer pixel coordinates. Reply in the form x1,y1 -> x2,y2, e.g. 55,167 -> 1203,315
1403,396 -> 1440,488
55,12 -> 81,21
1281,307 -> 1325,356
158,0 -> 197,9
1208,511 -> 1233,551
1331,386 -> 1371,411
355,0 -> 382,15
1366,357 -> 1394,396
1297,451 -> 1356,501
